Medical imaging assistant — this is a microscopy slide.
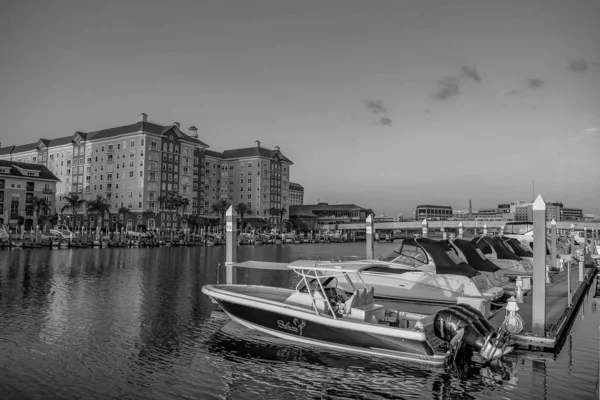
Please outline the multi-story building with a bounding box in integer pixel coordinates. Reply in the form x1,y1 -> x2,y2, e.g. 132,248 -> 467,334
289,203 -> 371,230
289,182 -> 304,206
562,207 -> 584,221
415,205 -> 453,221
201,141 -> 293,224
0,160 -> 59,228
0,116 -> 294,229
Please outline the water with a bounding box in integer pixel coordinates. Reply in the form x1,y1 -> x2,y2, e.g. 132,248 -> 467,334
0,244 -> 598,400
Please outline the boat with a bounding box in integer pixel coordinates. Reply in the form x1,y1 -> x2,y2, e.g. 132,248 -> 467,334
471,236 -> 533,278
202,260 -> 512,366
502,222 -> 533,244
448,239 -> 511,288
352,238 -> 504,307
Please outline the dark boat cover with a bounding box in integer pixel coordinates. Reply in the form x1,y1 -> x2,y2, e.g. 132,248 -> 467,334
501,237 -> 533,257
380,238 -> 479,277
414,238 -> 479,277
472,236 -> 521,261
450,239 -> 501,272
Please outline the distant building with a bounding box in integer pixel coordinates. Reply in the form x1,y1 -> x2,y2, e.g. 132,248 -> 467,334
373,214 -> 404,223
562,207 -> 584,221
289,182 -> 304,206
0,160 -> 60,228
289,203 -> 370,231
415,205 -> 453,221
513,200 -> 582,222
497,204 -> 511,213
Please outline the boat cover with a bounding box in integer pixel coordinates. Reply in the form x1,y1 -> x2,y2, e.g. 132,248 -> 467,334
450,239 -> 501,272
414,238 -> 479,277
501,237 -> 533,257
472,236 -> 521,261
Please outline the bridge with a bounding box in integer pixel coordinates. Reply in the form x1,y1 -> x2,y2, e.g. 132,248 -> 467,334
318,220 -> 600,231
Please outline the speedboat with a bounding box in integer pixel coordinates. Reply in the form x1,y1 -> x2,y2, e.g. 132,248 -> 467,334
355,238 -> 504,307
472,236 -> 533,278
501,236 -> 554,268
448,239 -> 511,288
202,260 -> 512,366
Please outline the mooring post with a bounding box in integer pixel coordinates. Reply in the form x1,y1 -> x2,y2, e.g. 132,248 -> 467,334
225,206 -> 237,284
441,226 -> 447,240
551,219 -> 557,272
532,194 -> 547,336
579,260 -> 584,282
483,223 -> 488,236
366,214 -> 374,260
584,227 -> 588,254
422,218 -> 428,238
458,221 -> 464,239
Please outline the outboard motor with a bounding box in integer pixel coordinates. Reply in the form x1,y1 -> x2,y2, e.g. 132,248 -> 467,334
434,303 -> 512,361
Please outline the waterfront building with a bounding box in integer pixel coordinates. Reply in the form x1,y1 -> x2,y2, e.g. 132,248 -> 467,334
0,114 -> 293,229
373,214 -> 404,223
289,182 -> 304,206
290,203 -> 371,229
201,141 -> 293,225
0,160 -> 59,228
513,200 -> 583,222
562,207 -> 584,221
415,205 -> 453,221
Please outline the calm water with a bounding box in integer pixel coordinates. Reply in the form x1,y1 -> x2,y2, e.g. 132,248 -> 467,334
0,244 -> 598,400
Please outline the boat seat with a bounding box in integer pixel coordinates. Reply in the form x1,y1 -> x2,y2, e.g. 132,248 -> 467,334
365,287 -> 375,306
348,303 -> 386,323
355,289 -> 366,307
344,291 -> 359,315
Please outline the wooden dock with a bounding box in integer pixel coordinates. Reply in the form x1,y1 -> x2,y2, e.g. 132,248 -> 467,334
489,259 -> 598,351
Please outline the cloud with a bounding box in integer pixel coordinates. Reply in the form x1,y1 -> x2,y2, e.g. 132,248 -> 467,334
567,58 -> 588,72
378,117 -> 392,126
364,99 -> 388,114
528,79 -> 544,89
432,76 -> 461,101
574,127 -> 599,143
503,89 -> 523,96
461,66 -> 482,83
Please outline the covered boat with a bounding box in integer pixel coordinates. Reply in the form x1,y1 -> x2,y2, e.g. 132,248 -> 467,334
353,238 -> 504,307
472,236 -> 533,278
202,260 -> 512,366
448,239 -> 511,288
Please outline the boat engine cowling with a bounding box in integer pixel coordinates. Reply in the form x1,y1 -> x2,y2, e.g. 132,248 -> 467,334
434,303 -> 512,361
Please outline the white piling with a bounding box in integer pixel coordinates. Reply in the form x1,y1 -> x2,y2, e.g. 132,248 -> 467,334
422,218 -> 428,238
579,260 -> 584,282
366,214 -> 374,260
225,206 -> 237,284
551,219 -> 557,272
568,260 -> 572,307
458,221 -> 463,239
483,223 -> 488,236
532,194 -> 547,336
441,227 -> 447,240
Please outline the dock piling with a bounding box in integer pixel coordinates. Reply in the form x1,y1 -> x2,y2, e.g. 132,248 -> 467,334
551,219 -> 557,270
225,206 -> 237,284
483,223 -> 488,235
366,214 -> 374,260
458,221 -> 463,239
422,218 -> 428,238
568,260 -> 572,306
579,260 -> 584,282
532,194 -> 547,335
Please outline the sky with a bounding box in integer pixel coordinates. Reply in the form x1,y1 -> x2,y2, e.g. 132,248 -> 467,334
1,0 -> 599,217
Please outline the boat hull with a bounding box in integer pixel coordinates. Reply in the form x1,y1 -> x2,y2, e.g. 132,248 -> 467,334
208,290 -> 446,365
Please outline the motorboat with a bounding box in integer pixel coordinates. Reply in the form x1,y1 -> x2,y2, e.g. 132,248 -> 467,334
472,236 -> 533,278
448,239 -> 511,288
355,238 -> 504,307
501,236 -> 554,268
202,260 -> 512,366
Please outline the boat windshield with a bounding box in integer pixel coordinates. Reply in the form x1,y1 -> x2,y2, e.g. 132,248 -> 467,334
474,237 -> 521,260
379,241 -> 428,268
451,239 -> 500,272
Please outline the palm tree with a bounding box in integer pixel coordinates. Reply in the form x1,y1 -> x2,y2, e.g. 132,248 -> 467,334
211,199 -> 230,235
87,195 -> 111,232
117,206 -> 130,231
179,197 -> 190,218
60,192 -> 86,230
234,202 -> 254,232
32,196 -> 50,230
278,206 -> 288,233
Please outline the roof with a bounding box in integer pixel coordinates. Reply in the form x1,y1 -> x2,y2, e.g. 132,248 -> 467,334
289,182 -> 304,190
0,121 -> 209,154
204,149 -> 224,159
416,205 -> 453,210
288,260 -> 377,273
221,146 -> 293,164
289,206 -> 319,217
291,204 -> 367,214
0,160 -> 60,181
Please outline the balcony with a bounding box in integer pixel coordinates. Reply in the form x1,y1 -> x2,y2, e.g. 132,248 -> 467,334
42,188 -> 53,194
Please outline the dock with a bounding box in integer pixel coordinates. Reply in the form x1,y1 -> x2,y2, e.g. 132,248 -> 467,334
488,260 -> 598,351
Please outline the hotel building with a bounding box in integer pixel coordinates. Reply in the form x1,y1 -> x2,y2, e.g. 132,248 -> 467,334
289,182 -> 304,206
0,114 -> 292,229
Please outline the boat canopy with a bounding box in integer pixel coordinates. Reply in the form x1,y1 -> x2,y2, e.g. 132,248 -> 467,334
288,259 -> 379,274
472,236 -> 521,261
450,239 -> 500,272
382,238 -> 479,277
501,237 -> 533,257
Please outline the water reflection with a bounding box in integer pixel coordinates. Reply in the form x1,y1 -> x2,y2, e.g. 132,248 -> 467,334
0,245 -> 597,400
